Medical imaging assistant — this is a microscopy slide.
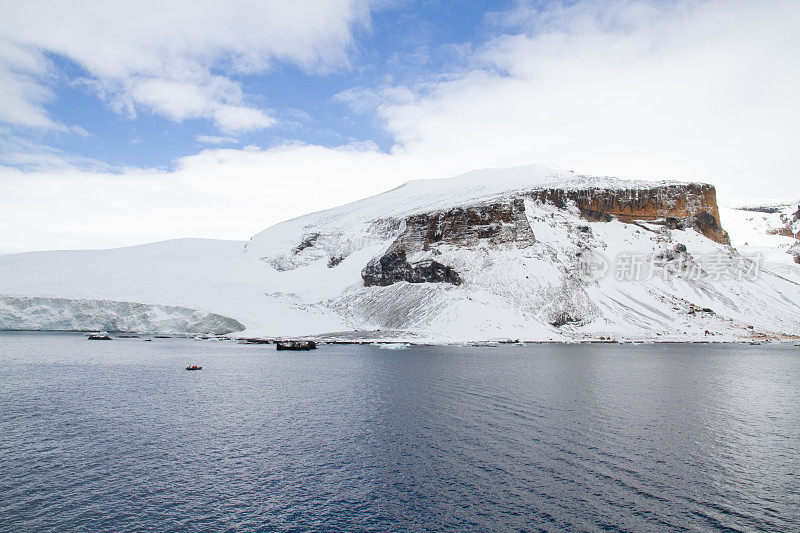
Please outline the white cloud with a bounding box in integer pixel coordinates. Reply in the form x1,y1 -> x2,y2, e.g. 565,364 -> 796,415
376,0 -> 800,197
197,135 -> 240,145
213,106 -> 276,133
0,41 -> 60,129
0,131 -> 109,171
2,0 -> 799,252
69,125 -> 90,138
0,143 -> 414,252
0,0 -> 373,131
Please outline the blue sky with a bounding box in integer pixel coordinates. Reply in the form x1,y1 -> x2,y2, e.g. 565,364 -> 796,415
0,0 -> 798,252
3,0 -> 518,170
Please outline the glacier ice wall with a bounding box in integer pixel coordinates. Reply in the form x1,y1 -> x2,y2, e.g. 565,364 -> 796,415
0,296 -> 245,335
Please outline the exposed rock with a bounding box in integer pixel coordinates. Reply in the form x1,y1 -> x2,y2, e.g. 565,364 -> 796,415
687,304 -> 714,315
362,250 -> 461,287
791,243 -> 800,264
661,217 -> 685,230
526,183 -> 729,244
550,313 -> 581,327
276,340 -> 317,350
768,226 -> 795,237
762,207 -> 800,240
738,206 -> 782,214
685,211 -> 727,243
361,200 -> 530,287
294,233 -> 319,254
361,182 -> 730,288
393,199 -> 535,251
578,207 -> 613,222
655,243 -> 689,263
327,255 -> 344,268
239,338 -> 272,344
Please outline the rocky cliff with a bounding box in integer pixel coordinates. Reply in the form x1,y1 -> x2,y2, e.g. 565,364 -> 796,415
362,181 -> 729,286
237,164 -> 800,341
526,184 -> 728,244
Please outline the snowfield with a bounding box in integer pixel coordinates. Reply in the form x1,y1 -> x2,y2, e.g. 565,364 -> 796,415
2,165 -> 800,341
0,238 -> 347,336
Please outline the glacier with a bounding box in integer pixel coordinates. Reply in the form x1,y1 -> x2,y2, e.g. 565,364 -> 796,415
0,295 -> 244,334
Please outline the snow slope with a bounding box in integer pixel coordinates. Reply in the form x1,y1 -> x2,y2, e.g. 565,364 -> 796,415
720,199 -> 799,262
0,239 -> 347,336
2,164 -> 800,341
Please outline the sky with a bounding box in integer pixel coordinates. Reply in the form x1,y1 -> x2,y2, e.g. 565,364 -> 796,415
1,0 -> 798,253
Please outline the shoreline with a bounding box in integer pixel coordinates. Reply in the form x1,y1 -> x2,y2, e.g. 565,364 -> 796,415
1,329 -> 798,346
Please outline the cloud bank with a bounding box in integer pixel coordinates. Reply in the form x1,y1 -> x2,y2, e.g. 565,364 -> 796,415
1,0 -> 799,253
0,0 -> 372,132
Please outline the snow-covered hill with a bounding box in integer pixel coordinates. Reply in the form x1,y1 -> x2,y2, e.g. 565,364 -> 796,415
720,199 -> 800,265
2,165 -> 800,341
0,238 -> 347,335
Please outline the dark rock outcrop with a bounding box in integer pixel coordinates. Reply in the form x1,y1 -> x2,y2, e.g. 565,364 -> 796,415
294,233 -> 319,254
361,181 -> 731,287
765,206 -> 800,240
685,211 -> 726,243
362,250 -> 461,287
578,207 -> 613,222
654,243 -> 690,265
393,199 -> 535,251
791,243 -> 800,264
276,340 -> 317,350
738,206 -> 782,214
768,226 -> 795,237
526,183 -> 729,244
361,199 -> 528,287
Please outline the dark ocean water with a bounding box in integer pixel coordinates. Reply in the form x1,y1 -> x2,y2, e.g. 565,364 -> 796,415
1,333 -> 798,532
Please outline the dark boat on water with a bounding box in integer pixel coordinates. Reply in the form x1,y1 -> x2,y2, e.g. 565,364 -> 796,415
276,340 -> 317,351
186,365 -> 202,370
87,333 -> 112,340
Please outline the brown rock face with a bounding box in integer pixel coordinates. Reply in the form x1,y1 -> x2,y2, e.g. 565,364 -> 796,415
361,182 -> 730,286
769,227 -> 796,238
361,201 -> 532,286
525,184 -> 729,244
393,199 -> 535,251
766,205 -> 800,241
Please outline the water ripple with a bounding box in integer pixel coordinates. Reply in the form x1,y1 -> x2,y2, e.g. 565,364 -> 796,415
1,333 -> 798,532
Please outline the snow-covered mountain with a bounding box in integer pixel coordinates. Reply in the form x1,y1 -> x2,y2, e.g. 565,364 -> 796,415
2,164 -> 800,341
720,199 -> 800,267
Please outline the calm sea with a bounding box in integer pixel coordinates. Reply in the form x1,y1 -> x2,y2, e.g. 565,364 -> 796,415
1,333 -> 798,532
